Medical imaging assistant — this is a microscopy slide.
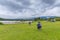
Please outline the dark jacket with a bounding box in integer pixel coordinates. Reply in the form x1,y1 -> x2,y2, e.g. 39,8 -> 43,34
37,23 -> 41,29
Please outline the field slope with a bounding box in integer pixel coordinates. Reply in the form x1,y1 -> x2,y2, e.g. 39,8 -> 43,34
0,21 -> 60,40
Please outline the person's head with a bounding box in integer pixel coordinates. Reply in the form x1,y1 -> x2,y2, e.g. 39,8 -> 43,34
38,22 -> 40,24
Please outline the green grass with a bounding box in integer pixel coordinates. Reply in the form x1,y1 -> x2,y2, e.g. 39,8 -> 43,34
0,21 -> 60,40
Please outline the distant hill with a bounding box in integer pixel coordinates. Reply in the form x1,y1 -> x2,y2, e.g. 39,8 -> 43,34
0,16 -> 60,21
0,18 -> 34,21
0,18 -> 5,20
34,16 -> 60,21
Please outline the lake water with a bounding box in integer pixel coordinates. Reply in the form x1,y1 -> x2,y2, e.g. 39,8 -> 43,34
0,21 -> 32,24
0,21 -> 21,24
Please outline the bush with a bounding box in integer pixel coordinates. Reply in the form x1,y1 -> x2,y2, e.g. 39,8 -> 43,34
56,18 -> 60,21
0,22 -> 3,25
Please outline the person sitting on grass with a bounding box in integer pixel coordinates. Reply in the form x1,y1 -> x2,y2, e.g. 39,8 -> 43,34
37,22 -> 42,30
29,22 -> 31,25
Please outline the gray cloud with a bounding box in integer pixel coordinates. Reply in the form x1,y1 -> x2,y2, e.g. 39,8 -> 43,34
0,0 -> 31,12
16,0 -> 31,6
0,0 -> 60,19
42,0 -> 55,5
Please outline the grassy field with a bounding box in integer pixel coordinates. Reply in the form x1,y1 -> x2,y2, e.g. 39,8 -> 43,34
0,21 -> 60,40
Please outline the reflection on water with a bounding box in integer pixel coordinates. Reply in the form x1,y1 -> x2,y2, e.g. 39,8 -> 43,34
0,21 -> 21,24
0,21 -> 32,24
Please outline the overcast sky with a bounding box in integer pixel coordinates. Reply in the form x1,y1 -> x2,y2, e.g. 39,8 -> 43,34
0,0 -> 60,19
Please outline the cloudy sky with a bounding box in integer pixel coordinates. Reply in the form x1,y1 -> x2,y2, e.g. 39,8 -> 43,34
0,0 -> 60,19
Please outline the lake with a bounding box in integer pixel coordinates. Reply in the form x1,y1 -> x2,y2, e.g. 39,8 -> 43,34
0,21 -> 32,24
0,21 -> 21,24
